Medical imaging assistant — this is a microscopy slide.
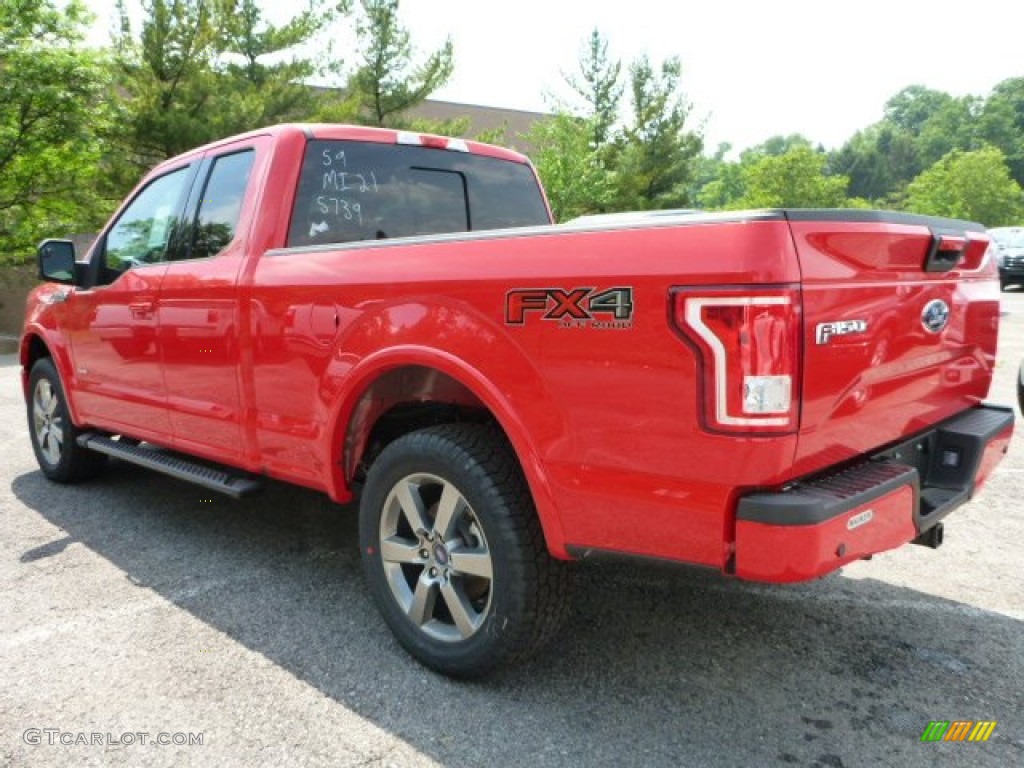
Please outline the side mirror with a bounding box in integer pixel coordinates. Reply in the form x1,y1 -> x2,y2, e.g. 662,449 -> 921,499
37,239 -> 77,285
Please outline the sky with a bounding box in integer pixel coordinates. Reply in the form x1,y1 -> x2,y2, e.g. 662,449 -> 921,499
83,0 -> 1024,154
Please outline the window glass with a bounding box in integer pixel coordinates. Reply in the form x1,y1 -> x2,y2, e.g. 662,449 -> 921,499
190,150 -> 255,259
287,140 -> 550,247
105,167 -> 190,273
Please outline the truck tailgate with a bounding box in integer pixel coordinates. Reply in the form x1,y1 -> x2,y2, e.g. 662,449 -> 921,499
786,211 -> 1000,477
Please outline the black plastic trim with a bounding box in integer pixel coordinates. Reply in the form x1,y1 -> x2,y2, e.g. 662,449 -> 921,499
565,545 -> 718,572
77,433 -> 263,498
738,462 -> 919,526
923,227 -> 967,273
737,405 -> 1013,529
783,209 -> 986,232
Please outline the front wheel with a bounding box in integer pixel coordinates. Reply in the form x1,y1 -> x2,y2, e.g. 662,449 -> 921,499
27,358 -> 107,483
359,424 -> 571,678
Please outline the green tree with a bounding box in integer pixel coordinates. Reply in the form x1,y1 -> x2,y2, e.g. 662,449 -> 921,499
0,0 -> 110,262
741,133 -> 813,160
733,146 -> 851,209
218,0 -> 328,126
690,141 -> 734,207
915,96 -> 984,168
981,78 -> 1024,185
884,85 -> 955,135
696,160 -> 744,209
524,114 -> 612,221
528,28 -> 621,215
111,0 -> 343,181
905,146 -> 1024,226
346,0 -> 454,128
111,0 -> 221,168
828,121 -> 927,205
529,33 -> 702,214
612,55 -> 703,210
564,28 -> 622,152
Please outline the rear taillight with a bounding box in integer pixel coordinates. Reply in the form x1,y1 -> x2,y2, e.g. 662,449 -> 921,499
671,286 -> 802,434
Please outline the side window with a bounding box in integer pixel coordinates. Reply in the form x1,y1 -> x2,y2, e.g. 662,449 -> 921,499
105,167 -> 191,275
189,150 -> 255,260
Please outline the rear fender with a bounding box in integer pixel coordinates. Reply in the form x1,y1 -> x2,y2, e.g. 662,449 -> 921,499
321,302 -> 571,557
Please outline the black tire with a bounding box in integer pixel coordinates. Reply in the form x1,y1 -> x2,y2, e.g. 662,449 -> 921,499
27,357 -> 107,483
359,424 -> 571,678
1017,362 -> 1023,416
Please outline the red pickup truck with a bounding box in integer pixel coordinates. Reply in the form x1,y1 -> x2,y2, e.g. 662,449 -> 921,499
21,124 -> 1014,677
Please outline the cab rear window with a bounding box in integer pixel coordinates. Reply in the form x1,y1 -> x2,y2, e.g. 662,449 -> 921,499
287,139 -> 550,247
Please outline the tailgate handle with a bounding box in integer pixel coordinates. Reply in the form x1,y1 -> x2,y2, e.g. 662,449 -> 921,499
924,231 -> 967,272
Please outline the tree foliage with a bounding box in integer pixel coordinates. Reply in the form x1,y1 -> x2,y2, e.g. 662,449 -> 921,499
741,133 -> 814,160
110,0 -> 343,174
2,0 -> 469,262
984,78 -> 1024,183
218,0 -> 329,126
524,114 -> 612,221
827,80 -> 1024,206
0,0 -> 110,262
6,7 -> 1024,266
564,28 -> 622,152
529,30 -> 703,219
611,55 -> 702,210
346,0 -> 454,129
731,147 -> 851,209
905,146 -> 1023,226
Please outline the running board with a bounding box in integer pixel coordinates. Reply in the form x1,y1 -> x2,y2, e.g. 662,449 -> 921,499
77,433 -> 263,499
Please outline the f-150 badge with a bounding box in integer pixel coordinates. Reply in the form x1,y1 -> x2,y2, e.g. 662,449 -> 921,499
506,287 -> 634,329
816,319 -> 868,345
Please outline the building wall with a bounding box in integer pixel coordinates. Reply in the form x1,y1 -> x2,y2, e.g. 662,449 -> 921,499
409,99 -> 548,155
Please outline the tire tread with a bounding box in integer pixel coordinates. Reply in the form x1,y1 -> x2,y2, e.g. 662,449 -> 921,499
360,422 -> 571,676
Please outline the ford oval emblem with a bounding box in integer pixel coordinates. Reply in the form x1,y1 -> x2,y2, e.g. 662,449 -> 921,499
921,299 -> 950,334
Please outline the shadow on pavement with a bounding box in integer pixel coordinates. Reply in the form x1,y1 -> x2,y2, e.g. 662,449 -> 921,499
11,465 -> 1023,767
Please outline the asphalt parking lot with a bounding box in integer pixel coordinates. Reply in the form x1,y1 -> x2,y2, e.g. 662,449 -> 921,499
2,293 -> 1023,768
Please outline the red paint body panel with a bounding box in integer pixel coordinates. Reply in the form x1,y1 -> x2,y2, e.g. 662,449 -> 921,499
20,125 -> 1015,583
973,424 -> 1014,493
791,221 -> 1000,477
735,486 -> 917,582
246,220 -> 803,564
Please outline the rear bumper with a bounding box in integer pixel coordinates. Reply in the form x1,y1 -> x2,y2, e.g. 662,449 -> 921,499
734,404 -> 1014,582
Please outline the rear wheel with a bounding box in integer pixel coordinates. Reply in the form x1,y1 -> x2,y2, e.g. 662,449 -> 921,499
27,358 -> 107,483
359,424 -> 571,678
1017,361 -> 1023,415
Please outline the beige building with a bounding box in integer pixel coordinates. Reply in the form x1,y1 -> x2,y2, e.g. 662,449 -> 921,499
409,99 -> 549,155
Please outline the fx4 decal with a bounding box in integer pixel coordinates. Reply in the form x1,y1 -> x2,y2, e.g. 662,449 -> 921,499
505,287 -> 634,329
